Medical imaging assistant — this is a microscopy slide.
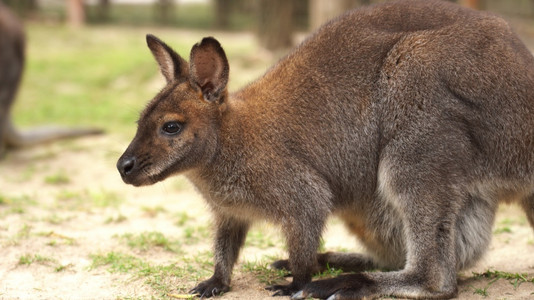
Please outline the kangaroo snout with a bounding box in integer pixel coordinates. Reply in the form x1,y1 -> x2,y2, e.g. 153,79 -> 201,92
117,155 -> 136,178
117,153 -> 150,187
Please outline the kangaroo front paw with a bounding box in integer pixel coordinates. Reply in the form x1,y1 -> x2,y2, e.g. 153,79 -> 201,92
189,276 -> 230,298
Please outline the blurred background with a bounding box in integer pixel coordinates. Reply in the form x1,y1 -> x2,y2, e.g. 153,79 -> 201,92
0,0 -> 529,134
3,0 -> 534,135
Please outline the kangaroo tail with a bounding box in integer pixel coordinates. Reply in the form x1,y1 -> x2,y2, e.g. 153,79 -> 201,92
4,117 -> 104,148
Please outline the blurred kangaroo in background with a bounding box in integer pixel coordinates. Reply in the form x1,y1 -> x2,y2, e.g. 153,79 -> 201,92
118,0 -> 534,299
0,3 -> 101,156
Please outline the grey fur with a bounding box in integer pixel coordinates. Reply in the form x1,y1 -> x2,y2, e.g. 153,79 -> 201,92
118,0 -> 534,299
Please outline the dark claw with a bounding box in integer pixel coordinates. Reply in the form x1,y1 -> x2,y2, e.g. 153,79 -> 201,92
189,276 -> 230,298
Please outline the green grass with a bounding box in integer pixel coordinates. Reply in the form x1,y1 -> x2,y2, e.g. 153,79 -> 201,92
44,171 -> 71,185
469,268 -> 534,297
174,212 -> 193,227
241,260 -> 289,286
90,250 -> 213,297
18,251 -> 72,272
55,188 -> 124,210
0,194 -> 36,217
182,224 -> 210,244
14,25 -> 171,134
118,231 -> 182,253
472,286 -> 489,297
105,214 -> 128,224
12,25 -> 267,136
314,263 -> 344,279
244,228 -> 277,249
39,231 -> 77,246
493,226 -> 513,234
141,205 -> 167,217
472,269 -> 534,288
18,253 -> 57,266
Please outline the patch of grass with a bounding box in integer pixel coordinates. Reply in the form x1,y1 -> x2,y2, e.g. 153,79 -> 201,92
471,268 -> 534,295
43,213 -> 71,225
183,225 -> 210,244
39,231 -> 77,246
314,263 -> 344,279
17,223 -> 32,239
245,229 -> 276,249
91,189 -> 124,208
105,214 -> 128,224
174,212 -> 193,227
179,250 -> 215,282
0,194 -> 36,217
499,216 -> 528,226
44,171 -> 71,185
142,205 -> 167,217
55,188 -> 123,210
4,223 -> 33,246
18,254 -> 33,265
493,226 -> 512,234
90,251 -> 147,273
118,231 -> 182,253
472,286 -> 489,297
90,251 -> 212,297
241,260 -> 289,286
18,253 -> 57,266
54,263 -> 73,272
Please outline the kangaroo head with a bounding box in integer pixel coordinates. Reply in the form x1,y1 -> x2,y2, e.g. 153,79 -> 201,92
117,35 -> 229,186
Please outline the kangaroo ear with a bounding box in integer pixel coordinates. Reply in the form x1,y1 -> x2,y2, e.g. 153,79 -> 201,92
190,37 -> 229,102
146,34 -> 189,83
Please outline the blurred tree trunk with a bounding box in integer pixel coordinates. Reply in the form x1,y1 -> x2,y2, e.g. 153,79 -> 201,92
155,0 -> 176,25
214,0 -> 231,29
257,0 -> 293,51
67,0 -> 85,27
96,0 -> 111,22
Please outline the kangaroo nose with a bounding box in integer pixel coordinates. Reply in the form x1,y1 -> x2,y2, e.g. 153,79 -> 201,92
118,156 -> 136,176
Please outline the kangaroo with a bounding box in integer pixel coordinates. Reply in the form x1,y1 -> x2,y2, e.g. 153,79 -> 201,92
0,4 -> 102,156
117,0 -> 534,298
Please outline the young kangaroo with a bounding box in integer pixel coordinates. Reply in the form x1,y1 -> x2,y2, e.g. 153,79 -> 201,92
0,4 -> 102,156
117,0 -> 534,298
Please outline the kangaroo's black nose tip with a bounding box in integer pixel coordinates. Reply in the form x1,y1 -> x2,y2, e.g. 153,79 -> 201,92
118,156 -> 136,176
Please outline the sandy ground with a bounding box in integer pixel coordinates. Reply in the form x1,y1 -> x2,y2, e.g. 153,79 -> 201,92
0,134 -> 533,300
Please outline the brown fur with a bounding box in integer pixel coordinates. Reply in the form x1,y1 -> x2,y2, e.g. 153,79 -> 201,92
0,4 -> 102,156
118,0 -> 534,299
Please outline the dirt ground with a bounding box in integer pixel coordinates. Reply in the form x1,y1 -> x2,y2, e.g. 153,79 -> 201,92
1,136 -> 534,300
3,16 -> 534,300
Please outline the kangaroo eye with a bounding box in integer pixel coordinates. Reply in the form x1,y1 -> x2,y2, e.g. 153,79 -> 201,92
161,121 -> 182,135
